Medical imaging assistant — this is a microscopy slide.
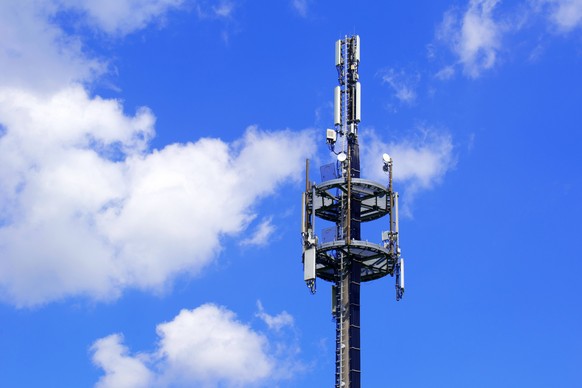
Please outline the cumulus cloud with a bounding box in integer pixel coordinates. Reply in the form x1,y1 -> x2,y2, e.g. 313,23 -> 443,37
58,0 -> 185,36
0,1 -> 316,307
0,0 -> 228,95
92,334 -> 154,388
157,305 -> 274,385
437,0 -> 503,78
92,304 -> 299,387
0,94 -> 314,306
360,128 -> 455,213
0,1 -> 104,92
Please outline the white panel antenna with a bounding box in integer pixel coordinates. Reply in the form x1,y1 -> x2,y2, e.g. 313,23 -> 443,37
334,86 -> 341,126
355,81 -> 361,123
327,128 -> 337,143
335,40 -> 342,66
399,258 -> 405,291
304,247 -> 316,282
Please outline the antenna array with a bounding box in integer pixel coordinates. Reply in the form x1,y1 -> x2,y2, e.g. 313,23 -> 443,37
301,35 -> 405,388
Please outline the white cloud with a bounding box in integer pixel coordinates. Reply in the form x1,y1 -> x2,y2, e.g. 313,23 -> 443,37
92,334 -> 154,388
0,1 -> 104,92
0,1 -> 316,307
0,86 -> 155,305
292,0 -> 309,17
538,0 -> 582,32
240,217 -> 275,247
360,128 -> 455,213
0,0 -> 199,92
157,305 -> 273,385
256,300 -> 294,331
195,0 -> 235,20
213,1 -> 235,18
92,304 -> 299,387
381,68 -> 420,104
435,65 -> 456,80
0,90 -> 315,306
434,0 -> 582,76
438,0 -> 503,78
58,0 -> 185,36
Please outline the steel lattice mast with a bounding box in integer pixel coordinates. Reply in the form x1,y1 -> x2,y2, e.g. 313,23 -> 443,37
301,35 -> 405,388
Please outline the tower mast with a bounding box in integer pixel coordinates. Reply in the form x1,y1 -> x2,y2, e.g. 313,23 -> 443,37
302,35 -> 405,388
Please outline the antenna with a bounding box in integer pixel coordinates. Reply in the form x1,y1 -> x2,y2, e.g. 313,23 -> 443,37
301,35 -> 405,388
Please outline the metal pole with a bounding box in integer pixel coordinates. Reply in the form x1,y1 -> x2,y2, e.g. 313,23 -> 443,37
336,35 -> 362,388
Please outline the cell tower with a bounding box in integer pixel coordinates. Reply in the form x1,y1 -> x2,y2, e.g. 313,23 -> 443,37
301,35 -> 405,388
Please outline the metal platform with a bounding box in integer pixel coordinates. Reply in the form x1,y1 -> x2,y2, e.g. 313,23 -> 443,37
313,178 -> 391,223
315,239 -> 397,282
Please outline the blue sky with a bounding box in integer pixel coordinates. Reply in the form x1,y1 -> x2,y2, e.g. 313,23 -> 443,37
0,0 -> 581,387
